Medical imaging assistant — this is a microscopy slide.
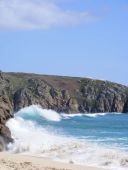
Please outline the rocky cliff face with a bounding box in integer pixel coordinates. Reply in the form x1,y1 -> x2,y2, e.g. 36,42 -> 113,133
0,72 -> 128,149
1,72 -> 128,114
0,72 -> 13,150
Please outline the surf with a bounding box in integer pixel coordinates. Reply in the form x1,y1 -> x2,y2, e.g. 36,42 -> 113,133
15,105 -> 61,122
6,105 -> 128,170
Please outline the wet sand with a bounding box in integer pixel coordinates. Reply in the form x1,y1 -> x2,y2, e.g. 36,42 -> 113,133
0,152 -> 108,170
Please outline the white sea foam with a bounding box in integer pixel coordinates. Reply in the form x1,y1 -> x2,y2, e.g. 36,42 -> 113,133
62,112 -> 122,118
16,105 -> 61,122
61,113 -> 83,119
6,105 -> 128,170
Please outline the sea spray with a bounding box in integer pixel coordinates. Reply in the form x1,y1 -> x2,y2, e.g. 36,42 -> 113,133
15,105 -> 61,122
6,105 -> 128,170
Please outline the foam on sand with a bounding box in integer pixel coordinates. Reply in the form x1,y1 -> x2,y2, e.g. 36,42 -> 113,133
6,105 -> 128,170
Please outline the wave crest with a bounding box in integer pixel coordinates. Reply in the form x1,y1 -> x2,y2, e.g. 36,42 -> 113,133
6,105 -> 128,170
15,105 -> 61,122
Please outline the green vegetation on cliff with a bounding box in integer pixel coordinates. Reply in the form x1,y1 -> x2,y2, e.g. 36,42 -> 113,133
0,71 -> 128,148
1,71 -> 128,114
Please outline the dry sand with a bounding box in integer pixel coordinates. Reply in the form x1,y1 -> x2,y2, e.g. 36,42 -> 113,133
0,152 -> 108,170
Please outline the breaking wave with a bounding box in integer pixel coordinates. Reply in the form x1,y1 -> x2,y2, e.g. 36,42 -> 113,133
6,105 -> 128,170
15,105 -> 61,122
62,112 -> 122,119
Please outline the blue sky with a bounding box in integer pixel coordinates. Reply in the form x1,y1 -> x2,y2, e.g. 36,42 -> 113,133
0,0 -> 128,85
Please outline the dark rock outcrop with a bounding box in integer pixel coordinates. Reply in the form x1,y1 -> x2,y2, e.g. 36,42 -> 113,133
0,71 -> 128,150
0,73 -> 13,150
1,72 -> 128,115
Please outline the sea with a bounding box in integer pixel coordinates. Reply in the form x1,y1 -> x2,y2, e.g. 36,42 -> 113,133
6,105 -> 128,170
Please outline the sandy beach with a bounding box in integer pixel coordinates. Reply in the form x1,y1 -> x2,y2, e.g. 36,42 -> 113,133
0,152 -> 107,170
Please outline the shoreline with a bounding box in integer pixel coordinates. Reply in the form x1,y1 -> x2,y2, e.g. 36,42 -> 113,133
0,152 -> 107,170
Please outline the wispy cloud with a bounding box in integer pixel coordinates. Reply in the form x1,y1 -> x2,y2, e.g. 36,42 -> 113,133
0,0 -> 97,30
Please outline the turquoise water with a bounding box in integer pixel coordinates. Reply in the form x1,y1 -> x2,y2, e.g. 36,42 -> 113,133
55,114 -> 128,150
6,105 -> 128,170
19,109 -> 128,150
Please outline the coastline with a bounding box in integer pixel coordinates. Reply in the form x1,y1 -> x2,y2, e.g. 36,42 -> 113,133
0,152 -> 107,170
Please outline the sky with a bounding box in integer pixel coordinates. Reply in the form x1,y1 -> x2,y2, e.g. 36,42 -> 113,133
0,0 -> 128,85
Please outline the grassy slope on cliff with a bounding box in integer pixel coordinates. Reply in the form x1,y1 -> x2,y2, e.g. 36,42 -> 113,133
3,72 -> 128,113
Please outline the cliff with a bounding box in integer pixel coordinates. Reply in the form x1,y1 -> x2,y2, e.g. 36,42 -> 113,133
0,71 -> 128,148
